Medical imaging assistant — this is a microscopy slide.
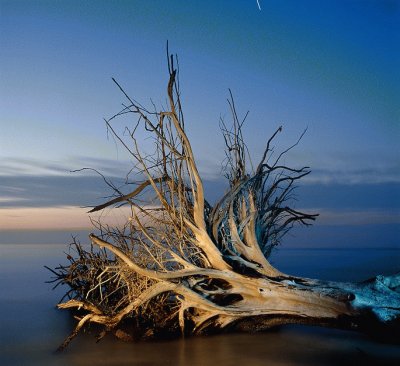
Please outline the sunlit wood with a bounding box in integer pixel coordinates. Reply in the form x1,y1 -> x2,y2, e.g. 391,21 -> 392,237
48,52 -> 400,350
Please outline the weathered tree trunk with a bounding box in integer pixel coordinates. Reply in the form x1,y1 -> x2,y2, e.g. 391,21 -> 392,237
48,52 -> 400,350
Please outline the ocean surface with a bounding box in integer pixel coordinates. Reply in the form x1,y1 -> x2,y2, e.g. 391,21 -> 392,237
0,240 -> 399,365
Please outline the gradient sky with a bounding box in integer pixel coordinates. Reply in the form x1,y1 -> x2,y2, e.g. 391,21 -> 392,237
0,0 -> 399,235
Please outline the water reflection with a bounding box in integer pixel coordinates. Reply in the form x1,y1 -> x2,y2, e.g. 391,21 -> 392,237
47,328 -> 400,366
0,244 -> 399,365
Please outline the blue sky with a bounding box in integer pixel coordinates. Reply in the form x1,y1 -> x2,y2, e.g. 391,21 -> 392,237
0,0 -> 399,233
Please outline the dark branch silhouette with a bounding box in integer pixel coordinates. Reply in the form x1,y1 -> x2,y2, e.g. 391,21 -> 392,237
48,52 -> 400,350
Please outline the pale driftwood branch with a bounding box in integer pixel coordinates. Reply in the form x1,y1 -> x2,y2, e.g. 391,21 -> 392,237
49,52 -> 400,350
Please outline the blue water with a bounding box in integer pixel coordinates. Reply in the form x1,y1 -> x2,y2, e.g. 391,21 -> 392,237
271,247 -> 400,282
0,242 -> 399,365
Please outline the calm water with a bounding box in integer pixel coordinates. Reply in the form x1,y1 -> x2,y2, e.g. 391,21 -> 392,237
0,243 -> 399,365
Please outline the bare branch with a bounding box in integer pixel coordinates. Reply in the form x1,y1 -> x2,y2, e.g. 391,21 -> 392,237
49,49 -> 400,349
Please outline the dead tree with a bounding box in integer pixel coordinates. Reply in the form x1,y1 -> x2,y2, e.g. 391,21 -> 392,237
49,53 -> 400,350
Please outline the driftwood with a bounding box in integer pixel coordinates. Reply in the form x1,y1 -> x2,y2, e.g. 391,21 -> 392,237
48,52 -> 400,350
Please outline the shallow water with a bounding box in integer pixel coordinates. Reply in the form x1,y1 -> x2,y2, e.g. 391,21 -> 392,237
0,243 -> 399,365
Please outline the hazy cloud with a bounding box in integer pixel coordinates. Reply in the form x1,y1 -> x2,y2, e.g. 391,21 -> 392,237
304,167 -> 400,185
0,156 -> 131,177
311,209 -> 400,226
294,182 -> 400,210
1,157 -> 399,228
0,174 -> 120,209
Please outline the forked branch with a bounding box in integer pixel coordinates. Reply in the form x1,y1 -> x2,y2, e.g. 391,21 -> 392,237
49,51 -> 400,350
